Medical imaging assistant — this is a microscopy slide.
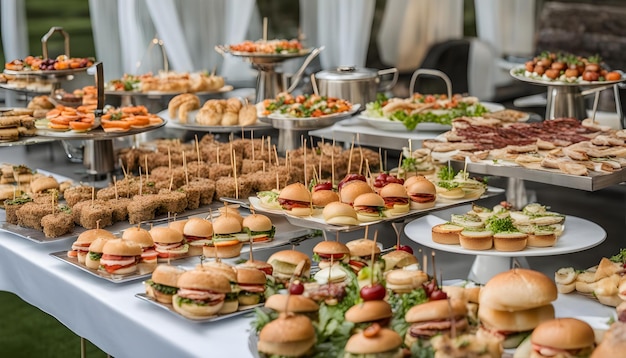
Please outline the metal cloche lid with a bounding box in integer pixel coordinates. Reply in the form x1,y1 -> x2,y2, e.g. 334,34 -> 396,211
315,66 -> 378,80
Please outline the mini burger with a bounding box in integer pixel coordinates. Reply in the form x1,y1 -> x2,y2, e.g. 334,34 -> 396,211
182,217 -> 213,256
149,227 -> 189,260
100,239 -> 143,275
385,269 -> 428,294
122,226 -> 158,274
267,249 -> 311,284
242,214 -> 275,243
277,183 -> 312,217
204,215 -> 243,259
345,300 -> 393,328
197,261 -> 240,314
346,238 -> 381,273
322,201 -> 359,226
236,268 -> 267,306
405,176 -> 437,210
68,228 -> 116,264
264,294 -> 320,318
257,313 -> 316,357
84,237 -> 110,270
352,193 -> 385,222
404,298 -> 469,348
172,269 -> 231,319
382,250 -> 419,272
237,259 -> 273,276
145,264 -> 185,304
312,240 -> 350,269
311,188 -> 340,215
339,179 -> 373,205
379,183 -> 410,216
527,318 -> 595,358
344,324 -> 403,358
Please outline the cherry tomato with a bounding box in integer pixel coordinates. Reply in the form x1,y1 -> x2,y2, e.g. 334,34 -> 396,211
363,323 -> 381,338
606,72 -> 622,81
360,283 -> 386,301
397,245 -> 414,255
551,62 -> 565,71
288,280 -> 304,295
430,289 -> 448,300
525,61 -> 534,72
422,280 -> 436,296
585,64 -> 600,72
564,68 -> 579,78
583,71 -> 600,82
534,64 -> 546,75
544,69 -> 559,80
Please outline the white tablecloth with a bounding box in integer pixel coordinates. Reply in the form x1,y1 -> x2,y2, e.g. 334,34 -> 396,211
0,232 -> 254,357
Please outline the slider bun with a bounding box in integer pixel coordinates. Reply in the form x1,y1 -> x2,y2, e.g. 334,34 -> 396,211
322,201 -> 358,226
405,298 -> 467,323
353,192 -> 385,208
201,242 -> 243,259
76,228 -> 116,244
102,238 -> 142,256
151,264 -> 185,287
236,267 -> 267,285
346,238 -> 380,257
122,227 -> 154,248
379,183 -> 408,199
385,269 -> 428,293
345,300 -> 392,323
382,250 -> 418,271
264,294 -> 319,313
344,328 -> 402,355
436,186 -> 465,200
479,268 -> 557,311
339,180 -> 373,204
176,269 -> 231,292
311,190 -> 339,208
149,227 -> 184,244
212,215 -> 242,235
531,318 -> 595,350
168,219 -> 188,234
406,178 -> 436,196
313,240 -> 350,257
284,206 -> 313,217
242,214 -> 272,232
87,237 -> 110,254
183,217 -> 213,237
478,304 -> 554,332
258,314 -> 316,357
278,183 -> 311,203
267,250 -> 311,278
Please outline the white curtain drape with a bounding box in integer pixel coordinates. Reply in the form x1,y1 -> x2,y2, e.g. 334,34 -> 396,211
1,0 -> 28,61
377,0 -> 464,72
474,0 -> 536,58
88,0 -> 258,82
299,0 -> 375,69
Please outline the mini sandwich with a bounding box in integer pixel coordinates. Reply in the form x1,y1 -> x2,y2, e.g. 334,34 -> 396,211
122,226 -> 158,274
68,228 -> 116,264
197,261 -> 239,314
312,240 -> 350,269
267,250 -> 312,285
322,201 -> 359,226
311,186 -> 339,215
84,237 -> 110,270
236,268 -> 267,306
149,227 -> 189,260
204,215 -> 243,259
345,300 -> 393,328
404,298 -> 469,348
172,269 -> 231,319
525,318 -> 595,358
277,183 -> 312,217
339,180 -> 373,205
258,313 -> 316,358
344,325 -> 403,358
100,239 -> 143,275
242,214 -> 275,243
30,175 -> 59,194
406,176 -> 437,210
352,193 -> 385,222
382,250 -> 419,271
182,217 -> 213,256
385,268 -> 429,294
379,183 -> 410,216
346,238 -> 381,273
145,264 -> 185,304
237,259 -> 273,275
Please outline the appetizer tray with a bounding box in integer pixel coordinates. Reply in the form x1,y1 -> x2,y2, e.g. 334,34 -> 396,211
158,109 -> 272,133
358,102 -> 506,132
50,250 -> 151,283
3,67 -> 89,77
258,104 -> 360,130
105,85 -> 234,97
34,118 -> 166,139
405,214 -> 605,257
135,293 -> 261,322
510,66 -> 625,87
247,186 -> 505,232
215,45 -> 313,61
449,159 -> 626,192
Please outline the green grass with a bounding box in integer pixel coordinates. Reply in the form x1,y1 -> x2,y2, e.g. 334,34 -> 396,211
0,291 -> 108,358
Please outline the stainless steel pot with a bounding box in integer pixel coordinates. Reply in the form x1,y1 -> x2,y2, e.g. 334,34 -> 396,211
311,66 -> 399,106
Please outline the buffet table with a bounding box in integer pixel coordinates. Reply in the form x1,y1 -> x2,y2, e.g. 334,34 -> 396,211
0,225 -> 616,357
